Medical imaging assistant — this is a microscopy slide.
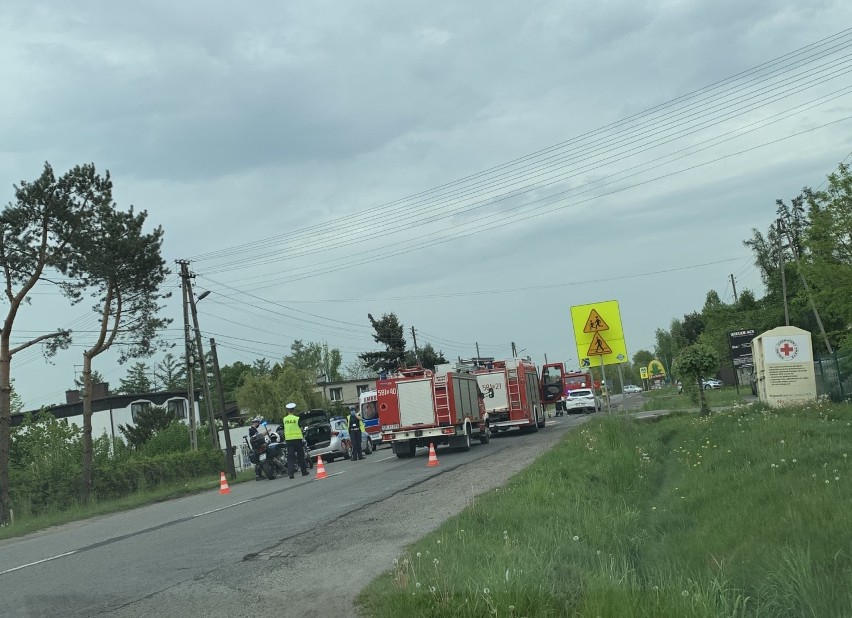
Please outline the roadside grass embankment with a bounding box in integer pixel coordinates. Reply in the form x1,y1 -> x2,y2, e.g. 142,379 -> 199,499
642,385 -> 749,412
358,401 -> 852,617
0,469 -> 257,542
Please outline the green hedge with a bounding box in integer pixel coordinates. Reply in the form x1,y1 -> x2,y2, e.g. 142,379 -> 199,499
10,448 -> 224,516
93,448 -> 224,500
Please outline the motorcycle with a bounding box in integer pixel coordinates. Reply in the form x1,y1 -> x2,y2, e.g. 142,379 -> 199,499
246,429 -> 287,480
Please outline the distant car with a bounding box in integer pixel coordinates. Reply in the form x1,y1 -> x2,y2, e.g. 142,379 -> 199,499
622,384 -> 642,394
297,410 -> 373,463
564,388 -> 601,414
702,378 -> 723,389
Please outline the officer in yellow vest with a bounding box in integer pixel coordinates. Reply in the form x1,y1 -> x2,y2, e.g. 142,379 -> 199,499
282,402 -> 308,478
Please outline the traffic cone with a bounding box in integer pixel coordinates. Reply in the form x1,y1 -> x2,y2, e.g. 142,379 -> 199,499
218,471 -> 231,495
427,443 -> 439,467
315,455 -> 328,480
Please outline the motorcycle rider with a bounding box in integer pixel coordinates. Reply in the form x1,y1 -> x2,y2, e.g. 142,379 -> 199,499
348,406 -> 364,461
282,402 -> 309,479
248,416 -> 264,480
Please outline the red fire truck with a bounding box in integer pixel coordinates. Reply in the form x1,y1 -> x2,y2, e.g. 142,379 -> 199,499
378,365 -> 489,459
540,363 -> 599,414
472,358 -> 545,432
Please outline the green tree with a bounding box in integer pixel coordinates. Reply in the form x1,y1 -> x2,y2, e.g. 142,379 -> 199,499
119,362 -> 154,395
118,405 -> 173,450
284,340 -> 343,382
74,370 -> 107,393
672,344 -> 719,416
405,342 -> 447,370
343,360 -> 376,380
153,352 -> 185,391
359,313 -> 407,373
252,358 -> 272,377
66,186 -> 170,501
0,162 -> 107,525
235,366 -> 323,424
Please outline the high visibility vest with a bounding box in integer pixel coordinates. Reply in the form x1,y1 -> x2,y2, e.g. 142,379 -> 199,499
283,414 -> 304,440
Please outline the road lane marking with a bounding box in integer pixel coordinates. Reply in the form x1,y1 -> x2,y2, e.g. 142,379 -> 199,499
192,499 -> 253,518
373,456 -> 395,463
0,550 -> 78,575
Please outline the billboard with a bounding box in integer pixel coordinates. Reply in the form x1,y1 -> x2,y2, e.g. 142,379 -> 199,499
728,329 -> 756,367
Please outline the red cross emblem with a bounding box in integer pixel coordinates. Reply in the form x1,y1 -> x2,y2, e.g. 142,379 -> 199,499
775,339 -> 798,360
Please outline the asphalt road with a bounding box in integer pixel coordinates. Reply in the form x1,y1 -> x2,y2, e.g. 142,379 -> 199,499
0,408 -> 613,618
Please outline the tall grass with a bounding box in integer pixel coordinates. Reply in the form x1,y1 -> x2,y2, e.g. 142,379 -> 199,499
358,401 -> 852,617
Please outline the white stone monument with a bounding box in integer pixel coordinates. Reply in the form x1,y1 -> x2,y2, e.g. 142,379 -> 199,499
752,326 -> 817,407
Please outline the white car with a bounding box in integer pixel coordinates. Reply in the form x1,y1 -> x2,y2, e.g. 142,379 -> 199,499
702,378 -> 723,389
622,384 -> 642,394
564,388 -> 601,414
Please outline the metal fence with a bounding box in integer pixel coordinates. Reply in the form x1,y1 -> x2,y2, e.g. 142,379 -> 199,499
814,353 -> 852,401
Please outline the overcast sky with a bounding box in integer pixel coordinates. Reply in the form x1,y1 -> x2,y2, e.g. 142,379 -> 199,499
3,1 -> 852,409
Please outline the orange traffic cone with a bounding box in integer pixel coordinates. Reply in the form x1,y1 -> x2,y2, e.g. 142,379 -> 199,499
427,443 -> 439,467
315,455 -> 328,480
218,471 -> 231,495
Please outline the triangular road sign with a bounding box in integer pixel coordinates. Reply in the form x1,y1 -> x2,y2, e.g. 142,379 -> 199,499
587,333 -> 613,356
584,309 -> 610,333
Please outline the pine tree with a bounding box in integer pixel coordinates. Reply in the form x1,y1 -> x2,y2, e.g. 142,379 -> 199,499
118,405 -> 173,450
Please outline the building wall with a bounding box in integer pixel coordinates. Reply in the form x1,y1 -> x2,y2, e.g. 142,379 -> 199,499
313,378 -> 376,408
62,397 -> 202,441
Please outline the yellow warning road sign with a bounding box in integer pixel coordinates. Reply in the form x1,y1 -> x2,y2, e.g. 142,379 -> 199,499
583,309 -> 610,333
587,333 -> 613,356
570,300 -> 628,366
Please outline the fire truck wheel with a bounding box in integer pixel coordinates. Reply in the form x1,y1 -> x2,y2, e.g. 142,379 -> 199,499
365,438 -> 373,455
529,408 -> 540,433
459,424 -> 472,451
479,427 -> 490,445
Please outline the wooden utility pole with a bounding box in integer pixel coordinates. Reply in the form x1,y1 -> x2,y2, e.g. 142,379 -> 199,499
210,338 -> 235,479
177,260 -> 197,450
777,219 -> 790,326
779,218 -> 834,353
185,276 -> 218,448
730,273 -> 738,303
410,326 -> 419,362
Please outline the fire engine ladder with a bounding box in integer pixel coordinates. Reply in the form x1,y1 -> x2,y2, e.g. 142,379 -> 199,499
507,376 -> 522,412
434,382 -> 452,426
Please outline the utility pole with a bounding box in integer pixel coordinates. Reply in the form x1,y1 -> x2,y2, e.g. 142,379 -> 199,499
779,218 -> 834,353
210,338 -> 236,479
410,326 -> 419,363
777,219 -> 790,327
182,262 -> 218,448
730,273 -> 738,303
544,353 -> 549,364
177,260 -> 197,450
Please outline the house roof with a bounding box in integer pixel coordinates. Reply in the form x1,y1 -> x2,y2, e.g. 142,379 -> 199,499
13,390 -> 200,427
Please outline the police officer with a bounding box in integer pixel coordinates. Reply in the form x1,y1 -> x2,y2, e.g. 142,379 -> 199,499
348,405 -> 364,461
282,403 -> 308,478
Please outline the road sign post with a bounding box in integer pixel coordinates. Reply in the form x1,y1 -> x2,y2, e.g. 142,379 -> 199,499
571,300 -> 628,415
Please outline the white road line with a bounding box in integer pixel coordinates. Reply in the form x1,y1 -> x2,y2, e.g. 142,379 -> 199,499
192,499 -> 253,518
373,456 -> 395,463
0,550 -> 78,575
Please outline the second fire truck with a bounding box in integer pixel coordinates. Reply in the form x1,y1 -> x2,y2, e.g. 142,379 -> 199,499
472,358 -> 545,433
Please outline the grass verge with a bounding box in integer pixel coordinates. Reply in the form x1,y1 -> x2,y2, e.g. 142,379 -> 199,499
0,469 -> 257,541
642,385 -> 750,412
358,400 -> 852,617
